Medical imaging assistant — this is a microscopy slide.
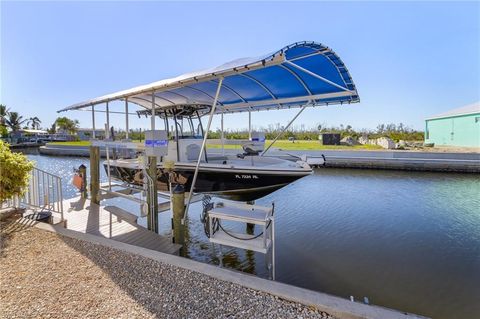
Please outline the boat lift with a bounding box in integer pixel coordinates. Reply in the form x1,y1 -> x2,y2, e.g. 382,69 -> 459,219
205,199 -> 276,279
58,41 -> 360,271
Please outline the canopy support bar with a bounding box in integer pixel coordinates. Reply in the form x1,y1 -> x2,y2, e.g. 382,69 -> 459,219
105,101 -> 111,191
91,105 -> 96,139
221,111 -> 225,156
248,110 -> 252,140
288,50 -> 329,62
220,91 -> 353,112
239,73 -> 281,109
285,60 -> 349,92
151,90 -> 156,130
278,64 -> 312,96
261,103 -> 309,156
78,108 -> 138,115
125,98 -> 129,139
106,101 -> 110,137
184,77 -> 224,221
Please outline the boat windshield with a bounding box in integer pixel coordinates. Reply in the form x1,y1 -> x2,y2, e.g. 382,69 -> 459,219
175,116 -> 204,139
137,105 -> 208,140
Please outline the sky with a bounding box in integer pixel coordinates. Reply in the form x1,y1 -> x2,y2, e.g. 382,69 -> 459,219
1,1 -> 479,132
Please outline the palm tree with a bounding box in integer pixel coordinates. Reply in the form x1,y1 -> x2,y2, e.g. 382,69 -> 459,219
0,104 -> 9,126
55,117 -> 79,134
28,116 -> 42,130
5,112 -> 28,132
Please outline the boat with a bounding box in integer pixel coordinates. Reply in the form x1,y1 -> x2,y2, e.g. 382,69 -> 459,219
104,105 -> 312,201
106,155 -> 311,201
59,41 -> 359,202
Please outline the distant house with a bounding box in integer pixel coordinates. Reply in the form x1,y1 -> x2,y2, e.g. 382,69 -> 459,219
425,102 -> 480,147
9,129 -> 49,143
18,129 -> 49,137
77,128 -> 105,140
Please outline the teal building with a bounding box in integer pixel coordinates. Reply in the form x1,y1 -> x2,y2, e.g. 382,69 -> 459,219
425,102 -> 480,148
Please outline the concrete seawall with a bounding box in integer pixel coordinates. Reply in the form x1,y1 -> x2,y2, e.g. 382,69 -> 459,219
40,145 -> 108,157
267,150 -> 480,173
39,144 -> 480,172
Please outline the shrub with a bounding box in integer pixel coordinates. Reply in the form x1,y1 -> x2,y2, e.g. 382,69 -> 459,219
0,125 -> 7,138
0,140 -> 34,203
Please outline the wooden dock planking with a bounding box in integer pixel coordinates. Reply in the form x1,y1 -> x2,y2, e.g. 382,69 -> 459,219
57,197 -> 181,254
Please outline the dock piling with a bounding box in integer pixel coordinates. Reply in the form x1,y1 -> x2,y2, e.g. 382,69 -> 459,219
79,164 -> 88,199
90,146 -> 100,204
172,184 -> 185,246
147,156 -> 159,233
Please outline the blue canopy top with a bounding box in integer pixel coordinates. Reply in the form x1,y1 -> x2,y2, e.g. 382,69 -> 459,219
58,41 -> 359,115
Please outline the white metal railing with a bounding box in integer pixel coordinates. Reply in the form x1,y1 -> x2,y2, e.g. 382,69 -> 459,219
6,167 -> 64,220
1,196 -> 20,210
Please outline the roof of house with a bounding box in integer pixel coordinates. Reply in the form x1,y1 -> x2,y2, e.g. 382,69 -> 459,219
19,129 -> 48,134
426,101 -> 480,120
77,128 -> 105,132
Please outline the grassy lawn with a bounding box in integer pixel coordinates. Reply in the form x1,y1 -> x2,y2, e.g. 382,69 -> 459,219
48,140 -> 382,150
207,140 -> 382,150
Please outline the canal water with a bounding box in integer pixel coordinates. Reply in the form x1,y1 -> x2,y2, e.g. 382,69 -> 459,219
27,154 -> 480,319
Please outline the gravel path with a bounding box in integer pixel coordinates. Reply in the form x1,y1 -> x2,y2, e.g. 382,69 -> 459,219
1,217 -> 334,319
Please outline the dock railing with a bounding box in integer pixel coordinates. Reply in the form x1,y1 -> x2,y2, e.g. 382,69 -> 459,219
2,167 -> 64,220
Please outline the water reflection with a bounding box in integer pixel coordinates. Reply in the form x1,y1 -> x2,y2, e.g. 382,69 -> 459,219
27,154 -> 480,319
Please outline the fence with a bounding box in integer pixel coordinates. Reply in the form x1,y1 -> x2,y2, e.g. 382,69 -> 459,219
1,167 -> 64,220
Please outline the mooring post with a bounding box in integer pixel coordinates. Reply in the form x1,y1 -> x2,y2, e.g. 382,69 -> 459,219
147,156 -> 159,233
90,146 -> 100,204
79,164 -> 88,199
171,184 -> 185,246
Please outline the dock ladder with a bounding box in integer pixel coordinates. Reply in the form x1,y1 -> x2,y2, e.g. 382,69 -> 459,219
206,200 -> 275,280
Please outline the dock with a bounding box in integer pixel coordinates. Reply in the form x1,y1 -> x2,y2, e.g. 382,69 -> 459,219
42,196 -> 181,255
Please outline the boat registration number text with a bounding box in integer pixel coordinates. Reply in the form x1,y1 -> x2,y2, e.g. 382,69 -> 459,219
235,174 -> 259,179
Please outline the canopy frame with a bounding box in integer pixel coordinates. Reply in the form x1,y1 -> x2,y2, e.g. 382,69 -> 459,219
58,41 -> 359,115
